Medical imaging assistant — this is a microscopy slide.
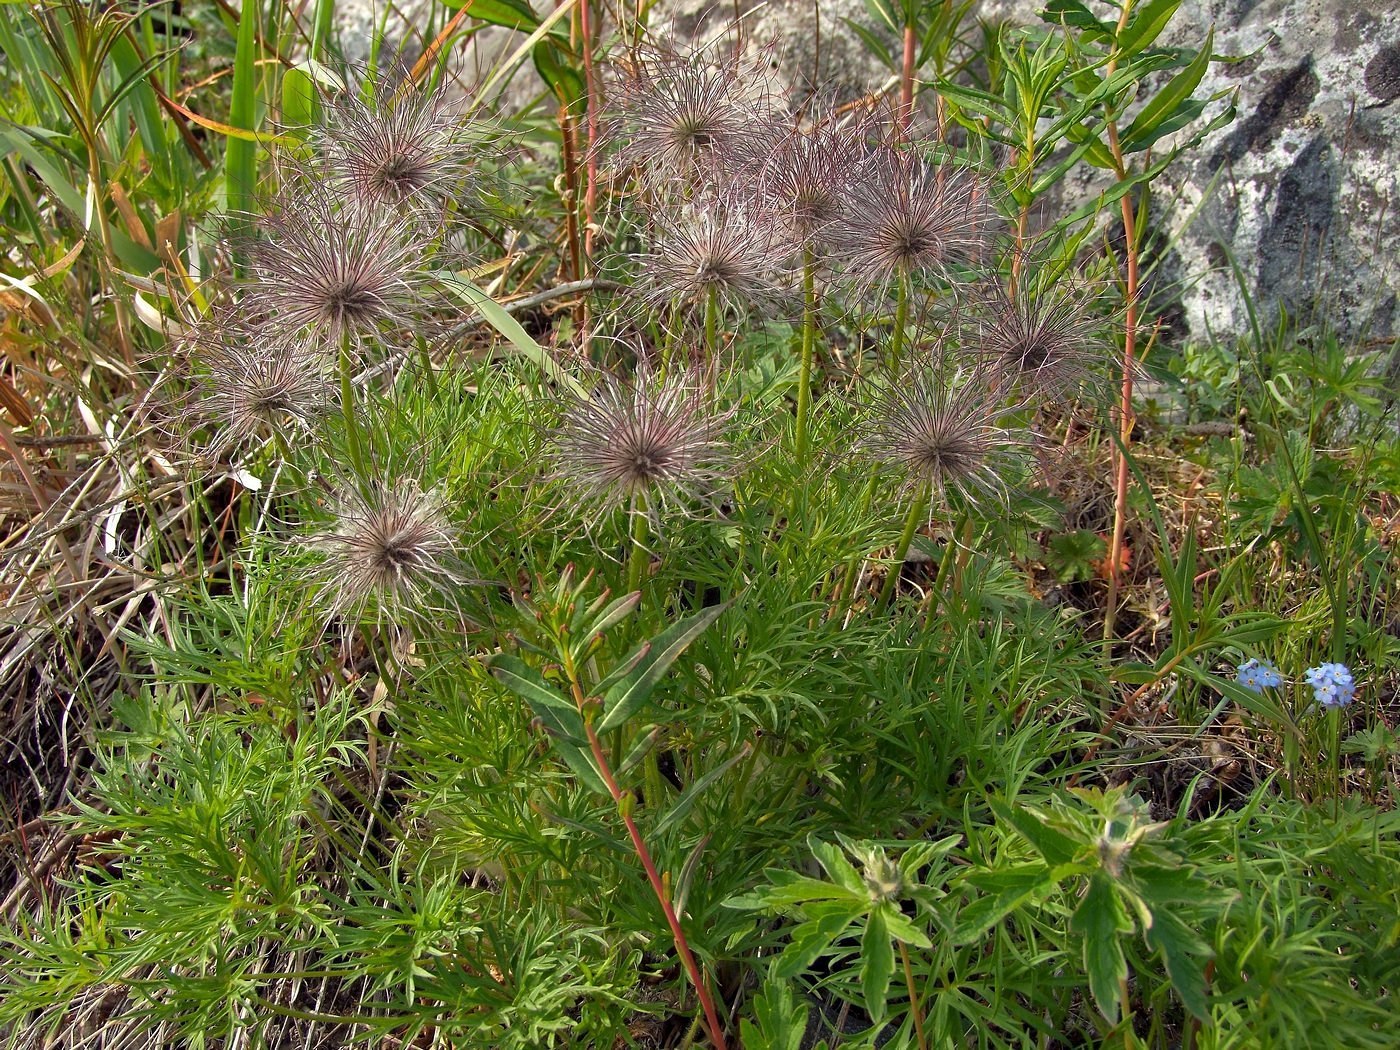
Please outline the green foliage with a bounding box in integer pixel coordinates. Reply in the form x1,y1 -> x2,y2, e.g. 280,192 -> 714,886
1,0 -> 1397,1047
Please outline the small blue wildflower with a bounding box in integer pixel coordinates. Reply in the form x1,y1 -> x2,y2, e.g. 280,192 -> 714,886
1235,658 -> 1283,694
1304,663 -> 1356,709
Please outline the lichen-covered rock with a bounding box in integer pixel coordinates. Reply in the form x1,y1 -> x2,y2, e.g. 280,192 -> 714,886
1162,0 -> 1400,344
650,0 -> 1400,344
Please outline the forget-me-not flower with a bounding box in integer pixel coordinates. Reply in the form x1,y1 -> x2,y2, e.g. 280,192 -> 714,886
1304,663 -> 1356,709
1236,658 -> 1284,694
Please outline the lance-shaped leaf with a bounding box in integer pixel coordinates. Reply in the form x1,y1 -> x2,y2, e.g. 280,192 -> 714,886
594,603 -> 728,734
490,654 -> 608,794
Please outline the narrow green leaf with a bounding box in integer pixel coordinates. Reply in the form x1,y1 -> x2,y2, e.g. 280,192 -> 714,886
489,654 -> 585,743
225,0 -> 259,218
595,602 -> 727,733
843,18 -> 897,71
653,743 -> 752,837
1121,30 -> 1213,152
441,0 -> 541,30
1039,0 -> 1114,40
1071,874 -> 1133,1023
1115,0 -> 1183,57
861,908 -> 895,1024
617,725 -> 663,778
437,274 -> 586,395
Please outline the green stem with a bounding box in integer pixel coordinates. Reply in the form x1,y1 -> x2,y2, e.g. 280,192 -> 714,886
339,336 -> 368,477
627,494 -> 650,594
835,473 -> 881,610
898,941 -> 929,1050
704,285 -> 720,398
878,482 -> 930,608
794,250 -> 818,466
890,269 -> 910,370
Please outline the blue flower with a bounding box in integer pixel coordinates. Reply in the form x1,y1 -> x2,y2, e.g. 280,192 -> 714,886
1304,663 -> 1356,709
1235,658 -> 1284,694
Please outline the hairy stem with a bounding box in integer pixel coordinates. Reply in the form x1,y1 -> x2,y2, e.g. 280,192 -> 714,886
898,941 -> 929,1050
890,268 -> 911,370
338,335 -> 368,478
879,482 -> 930,608
627,494 -> 649,595
794,250 -> 818,466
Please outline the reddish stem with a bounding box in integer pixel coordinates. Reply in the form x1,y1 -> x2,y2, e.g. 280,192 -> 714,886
899,22 -> 917,135
1102,1 -> 1140,645
564,661 -> 728,1050
578,0 -> 600,262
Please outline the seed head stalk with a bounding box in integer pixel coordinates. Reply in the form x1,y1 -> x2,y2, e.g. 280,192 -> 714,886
627,493 -> 650,594
878,479 -> 930,607
703,285 -> 720,396
338,334 -> 368,478
889,268 -> 911,370
794,249 -> 818,466
556,648 -> 729,1050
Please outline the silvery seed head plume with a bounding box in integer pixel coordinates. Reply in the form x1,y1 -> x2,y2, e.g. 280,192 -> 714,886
239,186 -> 429,348
607,43 -> 782,181
860,354 -> 1031,507
743,115 -> 871,255
308,477 -> 461,623
833,147 -> 996,289
639,193 -> 786,315
549,368 -> 732,518
185,322 -> 333,455
965,279 -> 1117,397
316,82 -> 477,210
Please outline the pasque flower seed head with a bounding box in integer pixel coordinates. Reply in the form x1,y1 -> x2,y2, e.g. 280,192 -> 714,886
833,147 -> 995,288
860,354 -> 1030,507
607,43 -> 780,181
316,83 -> 477,210
965,278 -> 1116,397
186,323 -> 333,455
309,478 -> 461,623
549,368 -> 732,518
239,185 -> 429,348
639,194 -> 785,315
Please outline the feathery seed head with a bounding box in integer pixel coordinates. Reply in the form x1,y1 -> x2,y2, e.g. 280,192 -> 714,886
966,279 -> 1116,396
607,44 -> 780,181
309,478 -> 460,622
639,195 -> 786,314
860,356 -> 1030,506
240,187 -> 429,347
549,369 -> 732,517
317,85 -> 477,210
745,117 -> 871,254
834,148 -> 996,288
188,328 -> 333,454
